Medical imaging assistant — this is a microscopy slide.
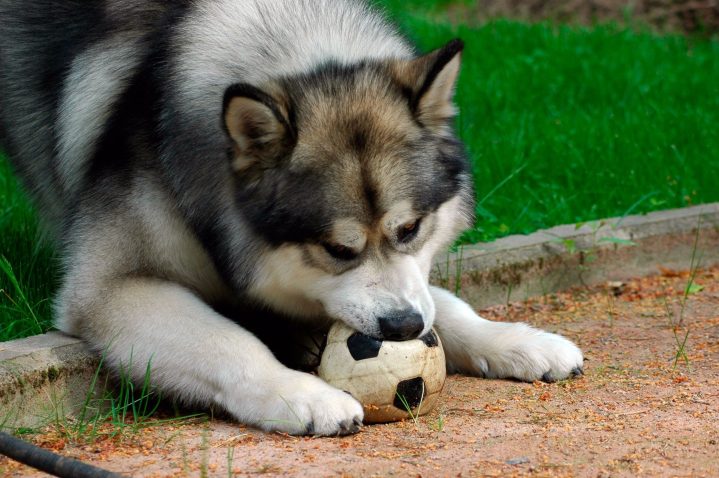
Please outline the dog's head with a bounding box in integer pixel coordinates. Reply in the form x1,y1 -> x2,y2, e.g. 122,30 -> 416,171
222,40 -> 474,340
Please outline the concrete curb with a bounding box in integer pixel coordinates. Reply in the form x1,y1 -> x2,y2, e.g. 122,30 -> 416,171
2,203 -> 718,429
431,203 -> 719,308
0,333 -> 98,429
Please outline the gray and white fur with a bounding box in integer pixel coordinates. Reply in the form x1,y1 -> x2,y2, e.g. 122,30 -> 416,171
0,0 -> 583,435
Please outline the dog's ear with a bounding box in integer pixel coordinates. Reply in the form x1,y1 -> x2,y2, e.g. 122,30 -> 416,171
223,84 -> 295,173
391,39 -> 463,133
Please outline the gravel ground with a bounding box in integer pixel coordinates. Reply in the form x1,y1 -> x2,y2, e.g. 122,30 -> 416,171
2,265 -> 718,477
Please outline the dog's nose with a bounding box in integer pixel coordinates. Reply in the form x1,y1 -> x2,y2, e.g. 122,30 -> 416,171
378,311 -> 424,341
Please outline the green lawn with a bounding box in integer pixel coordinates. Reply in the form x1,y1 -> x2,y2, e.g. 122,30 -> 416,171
379,0 -> 719,242
2,2 -> 719,340
0,155 -> 57,340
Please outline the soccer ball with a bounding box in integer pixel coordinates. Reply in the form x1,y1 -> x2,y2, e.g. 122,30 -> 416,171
318,322 -> 446,423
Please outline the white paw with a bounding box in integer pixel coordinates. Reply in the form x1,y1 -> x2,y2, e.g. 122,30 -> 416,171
454,322 -> 584,382
224,371 -> 364,436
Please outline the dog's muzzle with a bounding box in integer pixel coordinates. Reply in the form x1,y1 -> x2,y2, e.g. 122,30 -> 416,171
378,310 -> 424,341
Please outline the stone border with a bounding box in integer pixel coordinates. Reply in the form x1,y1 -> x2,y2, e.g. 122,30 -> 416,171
2,203 -> 718,428
431,203 -> 719,308
0,333 -> 99,430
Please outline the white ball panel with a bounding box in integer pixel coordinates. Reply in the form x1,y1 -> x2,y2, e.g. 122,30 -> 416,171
318,322 -> 446,423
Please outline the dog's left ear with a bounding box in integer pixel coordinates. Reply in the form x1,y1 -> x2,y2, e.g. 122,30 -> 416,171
391,39 -> 463,133
222,83 -> 295,173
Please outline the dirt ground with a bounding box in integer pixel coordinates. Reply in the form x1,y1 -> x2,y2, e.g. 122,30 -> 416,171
2,265 -> 718,477
441,0 -> 719,34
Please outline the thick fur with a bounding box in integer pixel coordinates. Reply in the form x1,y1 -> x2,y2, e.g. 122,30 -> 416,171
0,0 -> 583,435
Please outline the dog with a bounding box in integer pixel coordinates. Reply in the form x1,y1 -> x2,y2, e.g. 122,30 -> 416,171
0,0 -> 584,436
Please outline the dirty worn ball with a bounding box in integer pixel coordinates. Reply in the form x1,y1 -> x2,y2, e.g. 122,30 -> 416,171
317,322 -> 446,423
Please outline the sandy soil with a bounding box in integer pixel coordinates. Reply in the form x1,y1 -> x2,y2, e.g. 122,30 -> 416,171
2,266 -> 718,477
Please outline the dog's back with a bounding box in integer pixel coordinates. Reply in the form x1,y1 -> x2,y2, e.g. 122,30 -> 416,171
0,1 -> 177,224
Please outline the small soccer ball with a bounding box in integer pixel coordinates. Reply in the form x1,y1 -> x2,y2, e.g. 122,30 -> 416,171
318,322 -> 446,423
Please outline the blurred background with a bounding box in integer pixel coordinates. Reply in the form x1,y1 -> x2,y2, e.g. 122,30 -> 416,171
377,0 -> 719,243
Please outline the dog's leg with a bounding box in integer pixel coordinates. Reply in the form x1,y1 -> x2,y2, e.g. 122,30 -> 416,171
430,286 -> 584,382
60,277 -> 363,435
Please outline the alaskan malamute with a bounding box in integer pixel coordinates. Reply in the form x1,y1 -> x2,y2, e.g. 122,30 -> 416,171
0,0 -> 583,435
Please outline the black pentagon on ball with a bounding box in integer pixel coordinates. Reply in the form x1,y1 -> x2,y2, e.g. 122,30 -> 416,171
393,377 -> 426,410
346,332 -> 383,360
419,330 -> 439,347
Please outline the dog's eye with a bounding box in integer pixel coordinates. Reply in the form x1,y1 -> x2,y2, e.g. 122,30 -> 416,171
397,219 -> 421,244
322,242 -> 359,261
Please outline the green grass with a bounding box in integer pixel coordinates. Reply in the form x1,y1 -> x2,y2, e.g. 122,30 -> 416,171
0,155 -> 57,341
377,0 -> 719,242
2,2 -> 719,340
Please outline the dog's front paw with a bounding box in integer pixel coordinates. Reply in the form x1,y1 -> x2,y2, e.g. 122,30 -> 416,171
460,322 -> 584,382
223,371 -> 364,436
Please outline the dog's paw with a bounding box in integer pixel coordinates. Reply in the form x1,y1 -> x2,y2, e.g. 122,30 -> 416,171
461,322 -> 584,382
237,371 -> 364,436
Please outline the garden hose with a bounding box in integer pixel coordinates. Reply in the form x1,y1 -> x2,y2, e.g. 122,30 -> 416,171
0,432 -> 123,478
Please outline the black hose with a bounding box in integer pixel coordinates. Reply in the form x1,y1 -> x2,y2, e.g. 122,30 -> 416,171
0,432 -> 124,478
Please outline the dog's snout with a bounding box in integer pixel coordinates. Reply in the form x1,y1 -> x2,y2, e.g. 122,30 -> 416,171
378,310 -> 424,341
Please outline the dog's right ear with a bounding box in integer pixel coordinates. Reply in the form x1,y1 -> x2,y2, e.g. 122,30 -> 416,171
223,84 -> 295,173
390,39 -> 464,135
